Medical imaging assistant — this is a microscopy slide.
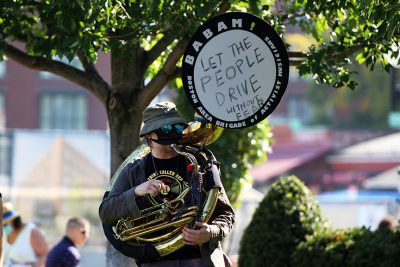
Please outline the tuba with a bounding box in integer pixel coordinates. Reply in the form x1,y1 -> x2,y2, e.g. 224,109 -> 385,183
102,120 -> 224,260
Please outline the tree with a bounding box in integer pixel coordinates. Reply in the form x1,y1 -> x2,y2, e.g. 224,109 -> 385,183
239,175 -> 329,267
1,1 -> 399,266
282,0 -> 400,89
307,63 -> 390,129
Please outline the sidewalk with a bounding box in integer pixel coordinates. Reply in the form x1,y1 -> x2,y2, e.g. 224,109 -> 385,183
80,246 -> 106,267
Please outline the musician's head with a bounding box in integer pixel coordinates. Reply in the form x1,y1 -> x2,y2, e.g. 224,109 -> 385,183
140,102 -> 187,147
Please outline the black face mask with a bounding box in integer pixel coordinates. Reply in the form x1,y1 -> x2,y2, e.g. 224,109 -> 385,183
150,133 -> 181,145
150,123 -> 187,145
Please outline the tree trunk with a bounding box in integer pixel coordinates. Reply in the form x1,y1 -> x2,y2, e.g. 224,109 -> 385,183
106,243 -> 137,267
108,43 -> 147,173
105,95 -> 144,267
104,44 -> 149,267
108,94 -> 143,174
105,95 -> 143,267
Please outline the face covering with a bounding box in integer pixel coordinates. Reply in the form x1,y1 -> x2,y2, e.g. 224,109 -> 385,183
150,123 -> 186,145
150,131 -> 182,145
4,224 -> 13,235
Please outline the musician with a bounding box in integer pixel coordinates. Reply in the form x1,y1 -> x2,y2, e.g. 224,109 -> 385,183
99,101 -> 235,267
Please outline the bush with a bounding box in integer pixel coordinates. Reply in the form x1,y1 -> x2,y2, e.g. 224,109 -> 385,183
238,175 -> 329,267
293,227 -> 400,267
349,228 -> 400,267
292,228 -> 366,267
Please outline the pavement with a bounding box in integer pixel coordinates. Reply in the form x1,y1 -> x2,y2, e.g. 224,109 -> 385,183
80,246 -> 106,267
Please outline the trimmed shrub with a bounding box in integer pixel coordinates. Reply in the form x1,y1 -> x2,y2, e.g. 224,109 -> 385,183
292,228 -> 366,267
238,175 -> 329,267
349,228 -> 400,267
293,227 -> 400,267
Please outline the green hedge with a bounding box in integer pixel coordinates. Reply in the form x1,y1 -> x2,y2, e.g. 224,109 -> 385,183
238,175 -> 329,267
292,228 -> 366,267
239,175 -> 400,267
293,228 -> 400,267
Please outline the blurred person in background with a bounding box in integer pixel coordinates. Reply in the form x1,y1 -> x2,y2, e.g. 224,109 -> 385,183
2,201 -> 49,267
377,215 -> 398,232
45,216 -> 90,267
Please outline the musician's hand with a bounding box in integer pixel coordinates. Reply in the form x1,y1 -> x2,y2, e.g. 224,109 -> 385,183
134,180 -> 167,197
182,222 -> 212,246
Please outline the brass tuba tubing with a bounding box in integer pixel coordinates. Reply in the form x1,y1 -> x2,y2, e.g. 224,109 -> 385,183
170,144 -> 199,175
111,130 -> 221,257
120,213 -> 197,243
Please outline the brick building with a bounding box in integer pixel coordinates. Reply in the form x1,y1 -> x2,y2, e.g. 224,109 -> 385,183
0,54 -> 110,130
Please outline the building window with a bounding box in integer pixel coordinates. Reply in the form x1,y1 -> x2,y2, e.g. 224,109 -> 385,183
288,94 -> 314,125
0,91 -> 5,129
40,92 -> 87,130
0,61 -> 6,79
0,132 -> 12,184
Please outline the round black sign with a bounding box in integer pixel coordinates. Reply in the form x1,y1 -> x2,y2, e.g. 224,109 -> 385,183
182,12 -> 289,129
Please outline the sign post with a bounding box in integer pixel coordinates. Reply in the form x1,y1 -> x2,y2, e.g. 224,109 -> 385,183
182,12 -> 289,129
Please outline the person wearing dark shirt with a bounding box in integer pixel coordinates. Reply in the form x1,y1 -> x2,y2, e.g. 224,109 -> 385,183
99,102 -> 235,267
46,217 -> 90,267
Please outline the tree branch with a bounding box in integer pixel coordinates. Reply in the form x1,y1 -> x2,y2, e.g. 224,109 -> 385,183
77,49 -> 98,74
289,60 -> 304,66
216,0 -> 231,15
287,44 -> 366,65
4,43 -> 110,105
288,51 -> 307,58
136,0 -> 230,109
286,51 -> 307,66
140,39 -> 188,110
169,67 -> 181,81
105,28 -> 139,40
143,34 -> 175,69
143,0 -> 231,71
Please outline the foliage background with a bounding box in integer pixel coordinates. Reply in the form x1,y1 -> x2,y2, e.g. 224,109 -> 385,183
293,227 -> 400,267
307,64 -> 390,129
175,88 -> 273,202
239,176 -> 400,267
239,176 -> 329,267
